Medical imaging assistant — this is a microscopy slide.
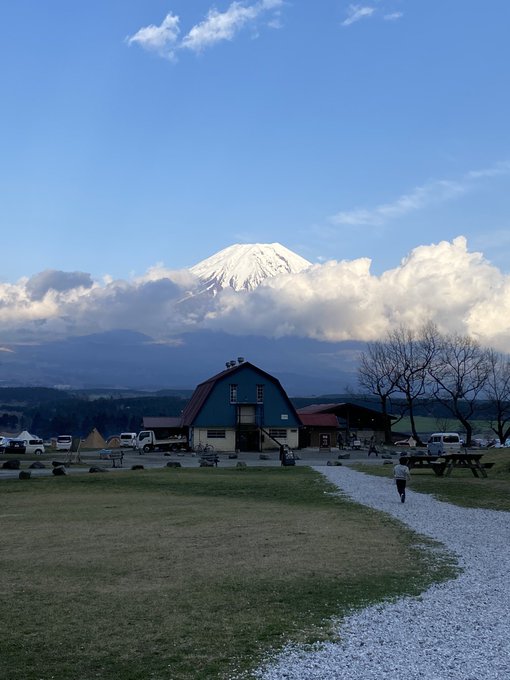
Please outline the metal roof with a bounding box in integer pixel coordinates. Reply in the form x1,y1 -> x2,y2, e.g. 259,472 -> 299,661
299,413 -> 339,427
297,402 -> 396,420
181,361 -> 299,427
142,417 -> 182,429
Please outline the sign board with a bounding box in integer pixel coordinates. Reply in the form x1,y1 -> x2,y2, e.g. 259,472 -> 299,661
319,433 -> 331,451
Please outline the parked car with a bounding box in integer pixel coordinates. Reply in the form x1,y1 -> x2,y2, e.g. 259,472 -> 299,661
0,439 -> 27,455
56,435 -> 73,451
6,437 -> 45,455
119,432 -> 137,449
394,436 -> 416,447
427,432 -> 462,456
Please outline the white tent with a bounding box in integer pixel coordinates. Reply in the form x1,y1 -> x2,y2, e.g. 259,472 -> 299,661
15,430 -> 40,441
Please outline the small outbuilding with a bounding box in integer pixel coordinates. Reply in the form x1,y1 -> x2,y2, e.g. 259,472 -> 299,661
297,402 -> 394,446
298,413 -> 339,449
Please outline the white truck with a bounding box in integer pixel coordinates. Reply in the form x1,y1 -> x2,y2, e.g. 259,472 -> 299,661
136,430 -> 188,453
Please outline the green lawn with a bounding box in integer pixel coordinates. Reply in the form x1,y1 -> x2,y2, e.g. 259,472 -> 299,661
355,449 -> 510,511
392,416 -> 494,436
0,467 -> 455,680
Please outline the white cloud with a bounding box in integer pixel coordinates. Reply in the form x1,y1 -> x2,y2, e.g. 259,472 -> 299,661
202,237 -> 510,350
127,1 -> 284,59
331,180 -> 465,226
330,161 -> 510,227
342,5 -> 375,27
466,160 -> 510,180
126,13 -> 180,59
2,238 -> 510,354
384,12 -> 403,21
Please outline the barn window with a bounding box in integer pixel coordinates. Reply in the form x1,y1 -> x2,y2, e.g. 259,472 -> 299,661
269,429 -> 287,439
256,384 -> 264,403
230,384 -> 238,403
207,430 -> 226,439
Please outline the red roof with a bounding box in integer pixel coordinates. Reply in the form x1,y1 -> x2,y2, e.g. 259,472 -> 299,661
299,413 -> 339,428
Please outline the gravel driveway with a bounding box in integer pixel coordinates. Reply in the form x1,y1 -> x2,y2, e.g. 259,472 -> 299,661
253,466 -> 510,680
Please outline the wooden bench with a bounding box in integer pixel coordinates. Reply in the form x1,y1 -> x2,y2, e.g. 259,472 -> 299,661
482,462 -> 495,470
199,451 -> 219,467
101,451 -> 124,467
108,451 -> 124,468
98,449 -> 124,467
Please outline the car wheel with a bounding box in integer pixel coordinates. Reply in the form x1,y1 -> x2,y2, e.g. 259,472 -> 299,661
143,444 -> 151,453
34,449 -> 43,456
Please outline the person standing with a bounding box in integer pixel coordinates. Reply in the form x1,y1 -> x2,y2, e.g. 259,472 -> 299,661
393,456 -> 411,503
368,436 -> 379,457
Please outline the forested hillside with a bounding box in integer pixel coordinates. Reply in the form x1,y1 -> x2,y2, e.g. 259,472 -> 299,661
0,387 -> 503,440
0,388 -> 189,439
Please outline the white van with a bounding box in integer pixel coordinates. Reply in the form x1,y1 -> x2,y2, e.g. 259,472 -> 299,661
427,432 -> 462,456
9,437 -> 45,455
120,432 -> 137,448
56,435 -> 73,451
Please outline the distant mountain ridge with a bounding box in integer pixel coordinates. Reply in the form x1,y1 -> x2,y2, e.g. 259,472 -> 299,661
0,243 -> 361,394
189,242 -> 311,293
0,329 -> 361,395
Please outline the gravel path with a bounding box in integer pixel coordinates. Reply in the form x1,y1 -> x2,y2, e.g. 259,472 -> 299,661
252,466 -> 510,680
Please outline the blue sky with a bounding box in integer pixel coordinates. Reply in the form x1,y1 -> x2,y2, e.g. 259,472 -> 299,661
1,0 -> 509,285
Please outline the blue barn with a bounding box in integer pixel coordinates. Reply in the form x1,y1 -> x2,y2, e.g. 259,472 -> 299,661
181,359 -> 301,452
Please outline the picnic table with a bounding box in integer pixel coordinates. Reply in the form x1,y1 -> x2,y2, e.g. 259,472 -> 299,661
406,452 -> 490,478
441,452 -> 489,478
406,455 -> 445,476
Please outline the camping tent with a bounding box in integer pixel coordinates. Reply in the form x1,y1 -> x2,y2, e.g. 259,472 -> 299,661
82,428 -> 107,450
16,430 -> 40,441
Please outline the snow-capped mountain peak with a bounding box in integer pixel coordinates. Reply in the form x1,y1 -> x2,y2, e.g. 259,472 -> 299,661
190,243 -> 312,292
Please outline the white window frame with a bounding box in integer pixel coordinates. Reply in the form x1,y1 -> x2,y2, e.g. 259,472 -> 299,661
269,428 -> 287,439
256,384 -> 264,403
207,430 -> 226,439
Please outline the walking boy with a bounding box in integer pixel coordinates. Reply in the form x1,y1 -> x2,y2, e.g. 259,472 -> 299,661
393,456 -> 411,503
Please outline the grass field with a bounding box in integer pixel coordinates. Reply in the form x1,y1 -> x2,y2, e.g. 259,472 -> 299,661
391,415 -> 496,436
0,467 -> 455,680
355,449 -> 510,511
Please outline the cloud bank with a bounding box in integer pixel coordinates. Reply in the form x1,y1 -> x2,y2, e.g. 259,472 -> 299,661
2,238 -> 510,354
127,1 -> 284,59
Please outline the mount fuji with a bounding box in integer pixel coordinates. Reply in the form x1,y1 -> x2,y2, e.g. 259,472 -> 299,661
0,243 -> 362,395
189,242 -> 312,293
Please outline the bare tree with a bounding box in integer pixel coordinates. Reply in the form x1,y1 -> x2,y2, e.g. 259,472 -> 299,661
358,341 -> 398,444
428,332 -> 490,446
386,323 -> 438,445
484,349 -> 510,444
